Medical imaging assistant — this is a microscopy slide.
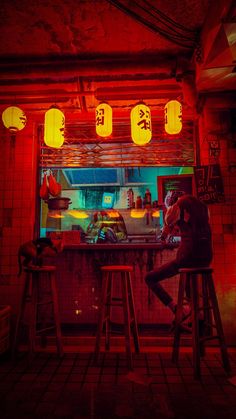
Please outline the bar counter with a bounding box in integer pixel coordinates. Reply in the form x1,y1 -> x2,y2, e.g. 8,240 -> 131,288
55,241 -> 179,325
63,242 -> 178,250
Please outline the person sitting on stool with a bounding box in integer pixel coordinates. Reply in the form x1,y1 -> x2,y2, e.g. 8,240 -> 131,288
145,193 -> 213,317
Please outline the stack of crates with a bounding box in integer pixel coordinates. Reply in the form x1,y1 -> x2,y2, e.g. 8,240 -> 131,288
0,306 -> 11,355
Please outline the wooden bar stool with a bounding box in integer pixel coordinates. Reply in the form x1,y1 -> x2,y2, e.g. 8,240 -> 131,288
172,267 -> 231,379
94,265 -> 140,370
13,266 -> 63,359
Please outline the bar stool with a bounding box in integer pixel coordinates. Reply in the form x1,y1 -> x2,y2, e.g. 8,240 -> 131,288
172,267 -> 231,379
13,266 -> 64,359
94,265 -> 140,370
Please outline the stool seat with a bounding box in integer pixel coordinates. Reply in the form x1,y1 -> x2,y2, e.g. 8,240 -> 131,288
94,264 -> 139,370
13,264 -> 63,359
172,266 -> 231,379
101,265 -> 133,272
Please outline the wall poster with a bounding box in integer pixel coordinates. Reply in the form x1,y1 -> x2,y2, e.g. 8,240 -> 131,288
157,174 -> 195,206
194,164 -> 225,204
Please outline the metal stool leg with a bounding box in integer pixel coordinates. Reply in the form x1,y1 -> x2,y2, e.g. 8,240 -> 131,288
94,271 -> 109,362
172,272 -> 186,363
50,271 -> 64,357
127,272 -> 140,353
207,274 -> 231,373
105,272 -> 112,351
28,272 -> 38,360
12,272 -> 31,359
190,273 -> 201,379
121,272 -> 133,370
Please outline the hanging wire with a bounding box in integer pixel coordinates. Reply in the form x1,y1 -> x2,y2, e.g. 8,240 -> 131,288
133,0 -> 197,42
143,0 -> 197,33
107,0 -> 198,48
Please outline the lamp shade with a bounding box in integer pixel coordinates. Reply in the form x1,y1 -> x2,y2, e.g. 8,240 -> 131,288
164,100 -> 182,134
131,103 -> 152,145
44,107 -> 65,148
96,103 -> 112,137
2,106 -> 27,132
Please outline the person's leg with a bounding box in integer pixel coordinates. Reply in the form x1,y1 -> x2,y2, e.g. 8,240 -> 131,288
145,260 -> 179,311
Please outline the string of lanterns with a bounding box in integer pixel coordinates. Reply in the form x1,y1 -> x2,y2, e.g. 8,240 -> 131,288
1,100 -> 182,148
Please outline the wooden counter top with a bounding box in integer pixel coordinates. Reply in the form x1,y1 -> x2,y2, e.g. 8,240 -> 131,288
63,242 -> 178,251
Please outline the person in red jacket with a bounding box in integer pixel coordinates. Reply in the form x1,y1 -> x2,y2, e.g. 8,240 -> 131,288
145,193 -> 213,315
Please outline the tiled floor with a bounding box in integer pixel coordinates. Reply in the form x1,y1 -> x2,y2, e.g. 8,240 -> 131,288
0,348 -> 236,419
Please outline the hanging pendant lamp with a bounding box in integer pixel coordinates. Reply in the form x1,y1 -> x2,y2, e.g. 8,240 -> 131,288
95,102 -> 112,137
131,102 -> 152,146
2,106 -> 27,132
44,106 -> 65,148
164,100 -> 182,135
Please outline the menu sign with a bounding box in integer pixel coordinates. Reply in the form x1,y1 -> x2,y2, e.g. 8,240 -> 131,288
194,164 -> 225,204
157,174 -> 194,206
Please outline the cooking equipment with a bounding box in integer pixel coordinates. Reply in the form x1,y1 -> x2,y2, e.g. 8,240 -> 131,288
47,197 -> 72,210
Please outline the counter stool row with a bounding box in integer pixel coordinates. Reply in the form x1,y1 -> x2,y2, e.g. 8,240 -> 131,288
13,264 -> 231,379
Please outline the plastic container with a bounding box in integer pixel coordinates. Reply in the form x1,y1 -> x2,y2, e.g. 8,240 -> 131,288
127,188 -> 134,209
136,196 -> 143,209
0,305 -> 11,355
145,188 -> 152,207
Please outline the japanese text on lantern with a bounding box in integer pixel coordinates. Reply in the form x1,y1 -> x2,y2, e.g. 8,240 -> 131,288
137,108 -> 151,130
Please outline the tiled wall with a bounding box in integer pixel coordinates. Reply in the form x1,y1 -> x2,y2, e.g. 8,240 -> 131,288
0,112 -> 236,345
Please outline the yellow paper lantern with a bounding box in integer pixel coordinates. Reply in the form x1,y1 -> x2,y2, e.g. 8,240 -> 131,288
96,103 -> 112,137
164,100 -> 182,134
44,106 -> 65,148
2,106 -> 27,132
131,103 -> 152,146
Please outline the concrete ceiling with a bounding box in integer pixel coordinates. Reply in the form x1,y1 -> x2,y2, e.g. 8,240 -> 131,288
0,0 -> 235,123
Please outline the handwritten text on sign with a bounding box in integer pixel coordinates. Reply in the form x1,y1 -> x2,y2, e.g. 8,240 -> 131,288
194,164 -> 225,204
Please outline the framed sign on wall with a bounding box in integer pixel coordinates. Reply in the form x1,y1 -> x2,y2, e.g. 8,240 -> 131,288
157,174 -> 195,207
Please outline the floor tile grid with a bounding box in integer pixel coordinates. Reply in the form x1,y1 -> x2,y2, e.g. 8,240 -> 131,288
0,351 -> 236,418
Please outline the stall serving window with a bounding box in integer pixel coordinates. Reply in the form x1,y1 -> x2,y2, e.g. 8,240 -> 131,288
39,166 -> 194,244
37,120 -> 195,244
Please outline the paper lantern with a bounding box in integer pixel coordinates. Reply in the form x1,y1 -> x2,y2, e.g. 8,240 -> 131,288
131,103 -> 152,145
44,106 -> 65,148
164,100 -> 182,134
96,103 -> 112,137
2,106 -> 27,132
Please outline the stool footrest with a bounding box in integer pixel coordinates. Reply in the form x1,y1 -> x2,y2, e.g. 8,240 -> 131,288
36,325 -> 55,334
37,300 -> 53,306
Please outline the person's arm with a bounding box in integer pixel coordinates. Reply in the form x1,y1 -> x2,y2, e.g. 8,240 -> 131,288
165,202 -> 181,227
160,203 -> 180,241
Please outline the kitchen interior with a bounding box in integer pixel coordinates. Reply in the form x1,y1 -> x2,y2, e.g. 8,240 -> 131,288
41,166 -> 193,244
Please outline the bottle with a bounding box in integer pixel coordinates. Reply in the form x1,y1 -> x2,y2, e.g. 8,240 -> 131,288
136,195 -> 142,209
145,188 -> 151,208
127,188 -> 134,209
